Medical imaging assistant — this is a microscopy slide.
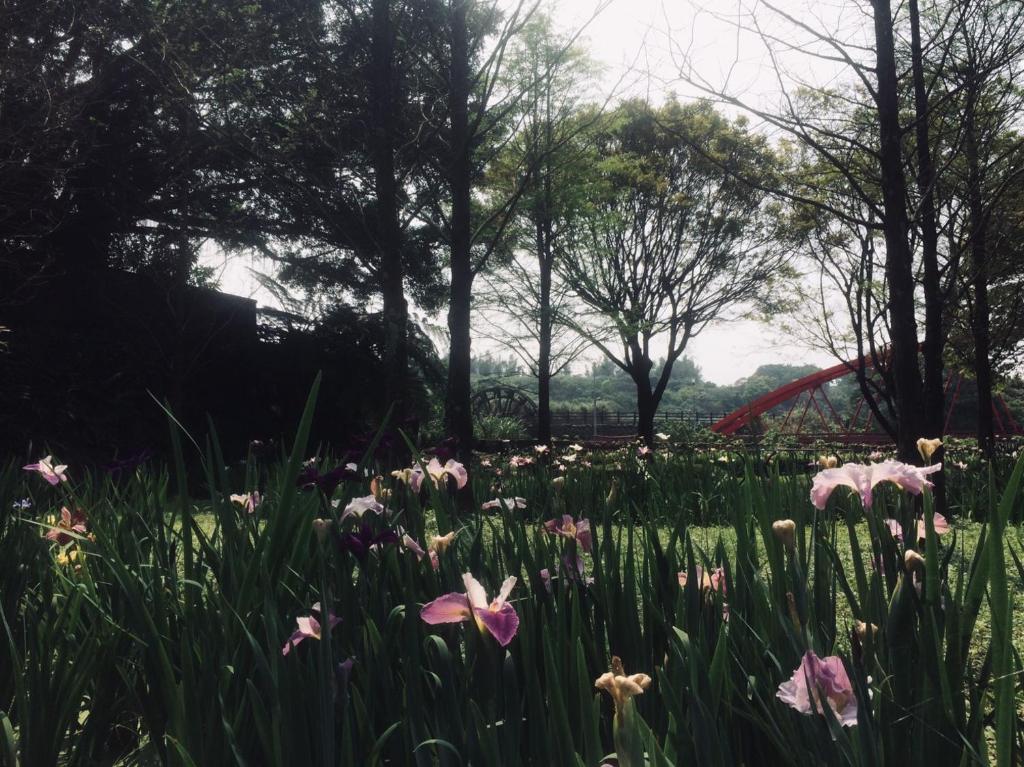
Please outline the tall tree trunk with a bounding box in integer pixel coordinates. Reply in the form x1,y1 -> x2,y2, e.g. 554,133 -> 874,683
634,372 -> 656,448
965,84 -> 995,458
871,0 -> 924,464
535,78 -> 556,445
444,0 -> 474,458
370,0 -> 409,423
630,353 -> 656,446
536,218 -> 553,444
908,0 -> 945,509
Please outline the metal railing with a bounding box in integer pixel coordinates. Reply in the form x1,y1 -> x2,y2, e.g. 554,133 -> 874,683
547,410 -> 731,437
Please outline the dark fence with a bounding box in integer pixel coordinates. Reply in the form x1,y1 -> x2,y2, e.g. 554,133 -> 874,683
548,410 -> 731,437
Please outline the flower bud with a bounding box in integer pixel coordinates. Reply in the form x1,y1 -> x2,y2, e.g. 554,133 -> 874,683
312,518 -> 331,544
606,480 -> 619,508
785,590 -> 802,631
916,437 -> 942,463
853,620 -> 878,643
773,519 -> 797,552
904,549 -> 926,573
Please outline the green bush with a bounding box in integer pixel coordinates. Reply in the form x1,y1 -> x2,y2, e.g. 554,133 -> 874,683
474,414 -> 529,441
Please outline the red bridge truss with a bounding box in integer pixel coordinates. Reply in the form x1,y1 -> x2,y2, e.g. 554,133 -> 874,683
711,355 -> 1023,442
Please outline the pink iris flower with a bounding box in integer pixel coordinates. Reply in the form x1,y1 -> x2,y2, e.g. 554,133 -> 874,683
395,459 -> 468,493
420,573 -> 520,646
539,568 -> 553,593
409,466 -> 426,493
281,603 -> 341,656
677,565 -> 727,595
230,491 -> 262,514
543,515 -> 593,553
541,553 -> 593,591
777,651 -> 858,727
23,455 -> 68,485
426,458 -> 468,489
678,565 -> 729,621
810,460 -> 942,510
883,513 -> 950,543
481,497 -> 527,511
340,494 -> 384,521
917,512 -> 950,541
401,533 -> 439,570
45,506 -> 88,545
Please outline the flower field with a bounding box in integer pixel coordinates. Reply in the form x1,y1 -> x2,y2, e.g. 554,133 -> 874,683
2,394 -> 1024,766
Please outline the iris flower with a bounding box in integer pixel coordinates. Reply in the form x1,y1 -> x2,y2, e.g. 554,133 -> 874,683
56,548 -> 83,570
595,656 -> 652,723
677,565 -> 727,595
339,494 -> 384,521
393,458 -> 468,493
44,506 -> 88,545
296,464 -> 353,496
230,491 -> 262,514
429,531 -> 457,554
420,573 -> 520,646
23,455 -> 68,485
678,565 -> 729,620
777,651 -> 858,727
337,523 -> 399,561
426,458 -> 468,489
402,534 -> 439,570
481,497 -> 527,511
543,515 -> 593,553
883,513 -> 949,544
391,465 -> 426,493
810,460 -> 942,509
281,603 -> 342,656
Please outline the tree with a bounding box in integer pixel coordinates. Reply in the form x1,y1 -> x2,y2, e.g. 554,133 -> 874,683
0,0 -> 248,285
474,13 -> 606,443
672,0 -> 1022,470
402,0 -> 536,456
939,2 -> 1024,455
206,0 -> 449,426
558,99 -> 789,445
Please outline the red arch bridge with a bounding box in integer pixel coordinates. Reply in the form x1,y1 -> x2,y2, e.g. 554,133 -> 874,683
709,355 -> 1022,444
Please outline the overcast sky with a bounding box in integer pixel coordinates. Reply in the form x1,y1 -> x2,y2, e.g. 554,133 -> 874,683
209,0 -> 868,384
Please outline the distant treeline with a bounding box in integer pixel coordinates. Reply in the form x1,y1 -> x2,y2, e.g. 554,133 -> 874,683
470,353 -> 1024,431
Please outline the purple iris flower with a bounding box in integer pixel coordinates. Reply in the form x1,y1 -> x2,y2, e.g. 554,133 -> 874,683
337,523 -> 399,561
421,573 -> 520,647
296,463 -> 356,496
